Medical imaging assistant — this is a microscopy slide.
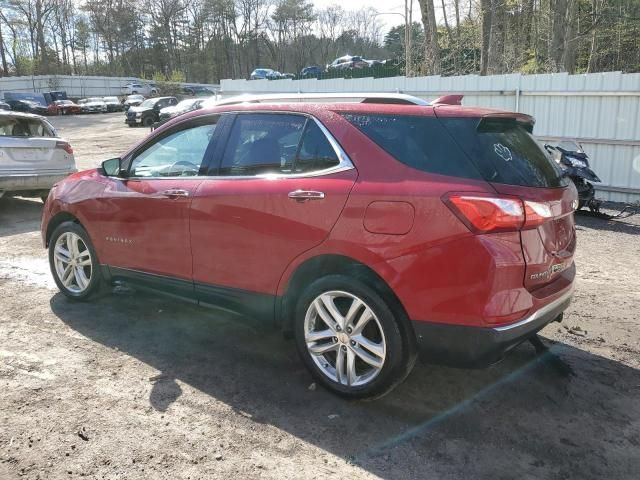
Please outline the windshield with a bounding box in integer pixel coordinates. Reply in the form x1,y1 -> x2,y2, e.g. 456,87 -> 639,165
177,99 -> 197,108
558,140 -> 583,153
139,99 -> 158,108
0,116 -> 55,137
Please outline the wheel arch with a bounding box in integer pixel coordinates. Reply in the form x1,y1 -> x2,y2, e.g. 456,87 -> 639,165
45,212 -> 82,247
278,254 -> 415,345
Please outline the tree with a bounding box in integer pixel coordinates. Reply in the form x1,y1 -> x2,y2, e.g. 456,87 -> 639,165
417,0 -> 440,74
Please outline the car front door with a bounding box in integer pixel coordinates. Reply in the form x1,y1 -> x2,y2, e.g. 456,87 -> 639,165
96,116 -> 219,293
189,112 -> 357,316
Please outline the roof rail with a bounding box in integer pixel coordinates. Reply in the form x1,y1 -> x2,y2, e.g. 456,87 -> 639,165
207,92 -> 430,107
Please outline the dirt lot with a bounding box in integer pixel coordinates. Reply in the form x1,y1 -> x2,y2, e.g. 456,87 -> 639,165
1,113 -> 639,479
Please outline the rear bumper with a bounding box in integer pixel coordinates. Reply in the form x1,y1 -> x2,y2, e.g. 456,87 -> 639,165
412,286 -> 573,367
0,171 -> 75,193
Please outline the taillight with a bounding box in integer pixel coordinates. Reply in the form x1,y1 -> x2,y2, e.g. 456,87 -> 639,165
56,141 -> 73,155
444,194 -> 553,233
523,200 -> 553,228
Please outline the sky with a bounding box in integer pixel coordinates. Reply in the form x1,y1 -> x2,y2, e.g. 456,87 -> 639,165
311,0 -> 425,33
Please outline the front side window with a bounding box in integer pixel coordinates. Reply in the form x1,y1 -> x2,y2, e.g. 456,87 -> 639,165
219,114 -> 305,176
129,123 -> 216,177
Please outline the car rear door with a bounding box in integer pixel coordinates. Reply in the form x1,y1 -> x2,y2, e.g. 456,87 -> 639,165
96,116 -> 220,293
189,112 -> 357,315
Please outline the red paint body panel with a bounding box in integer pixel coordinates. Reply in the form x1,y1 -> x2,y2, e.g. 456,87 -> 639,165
190,169 -> 357,293
93,178 -> 203,279
43,100 -> 576,333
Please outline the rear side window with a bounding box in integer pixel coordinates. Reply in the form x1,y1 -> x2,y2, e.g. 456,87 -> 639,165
220,114 -> 306,175
294,121 -> 340,173
440,117 -> 568,188
343,114 -> 483,180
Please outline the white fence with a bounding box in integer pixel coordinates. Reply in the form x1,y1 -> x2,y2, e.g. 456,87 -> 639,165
222,72 -> 640,204
0,75 -> 219,98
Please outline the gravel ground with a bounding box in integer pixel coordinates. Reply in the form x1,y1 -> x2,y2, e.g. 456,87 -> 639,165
0,113 -> 639,479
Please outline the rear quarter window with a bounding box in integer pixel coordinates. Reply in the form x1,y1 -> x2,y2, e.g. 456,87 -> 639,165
343,113 -> 483,180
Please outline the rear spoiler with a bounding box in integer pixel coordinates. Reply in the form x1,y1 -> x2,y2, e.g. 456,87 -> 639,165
478,113 -> 536,133
432,94 -> 464,106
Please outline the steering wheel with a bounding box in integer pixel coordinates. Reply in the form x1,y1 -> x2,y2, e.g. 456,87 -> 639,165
169,160 -> 199,176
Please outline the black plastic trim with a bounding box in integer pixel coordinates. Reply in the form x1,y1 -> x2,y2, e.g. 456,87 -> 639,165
107,266 -> 275,321
412,293 -> 572,367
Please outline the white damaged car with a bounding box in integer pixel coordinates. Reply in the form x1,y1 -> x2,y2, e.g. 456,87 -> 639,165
0,111 -> 76,201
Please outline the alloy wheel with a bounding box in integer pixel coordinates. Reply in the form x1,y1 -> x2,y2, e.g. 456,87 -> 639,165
53,232 -> 92,294
304,290 -> 386,387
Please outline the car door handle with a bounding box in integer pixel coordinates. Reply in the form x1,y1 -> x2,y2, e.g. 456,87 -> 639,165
288,190 -> 325,201
160,189 -> 190,198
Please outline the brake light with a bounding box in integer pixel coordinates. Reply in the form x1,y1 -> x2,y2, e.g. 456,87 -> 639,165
56,141 -> 73,155
444,194 -> 554,233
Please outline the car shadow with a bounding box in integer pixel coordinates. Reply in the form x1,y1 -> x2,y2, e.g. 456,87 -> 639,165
0,197 -> 43,237
574,206 -> 640,236
50,290 -> 640,479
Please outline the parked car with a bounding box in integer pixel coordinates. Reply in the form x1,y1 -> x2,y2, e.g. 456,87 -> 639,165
250,68 -> 276,80
125,96 -> 178,127
123,94 -> 145,111
53,100 -> 81,115
0,101 -> 10,110
280,73 -> 296,80
6,99 -> 55,116
182,85 -> 215,97
42,93 -> 577,399
300,66 -> 323,78
103,96 -> 124,112
121,83 -> 159,96
158,98 -> 206,123
1,111 -> 75,201
81,98 -> 108,114
327,55 -> 370,71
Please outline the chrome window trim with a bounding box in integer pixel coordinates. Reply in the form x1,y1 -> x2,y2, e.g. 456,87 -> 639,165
126,110 -> 355,181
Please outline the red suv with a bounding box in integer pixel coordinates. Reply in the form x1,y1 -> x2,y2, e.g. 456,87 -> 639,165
42,93 -> 577,399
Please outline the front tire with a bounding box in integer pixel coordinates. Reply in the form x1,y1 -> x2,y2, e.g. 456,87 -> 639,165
49,222 -> 102,301
294,275 -> 414,399
142,116 -> 154,127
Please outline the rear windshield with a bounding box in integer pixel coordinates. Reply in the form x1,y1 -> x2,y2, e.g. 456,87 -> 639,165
343,113 -> 483,180
0,117 -> 54,137
440,117 -> 568,188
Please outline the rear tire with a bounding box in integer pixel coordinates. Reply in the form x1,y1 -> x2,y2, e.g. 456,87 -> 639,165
49,221 -> 103,301
294,274 -> 414,399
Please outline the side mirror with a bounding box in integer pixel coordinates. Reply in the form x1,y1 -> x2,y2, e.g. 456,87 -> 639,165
101,157 -> 123,177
